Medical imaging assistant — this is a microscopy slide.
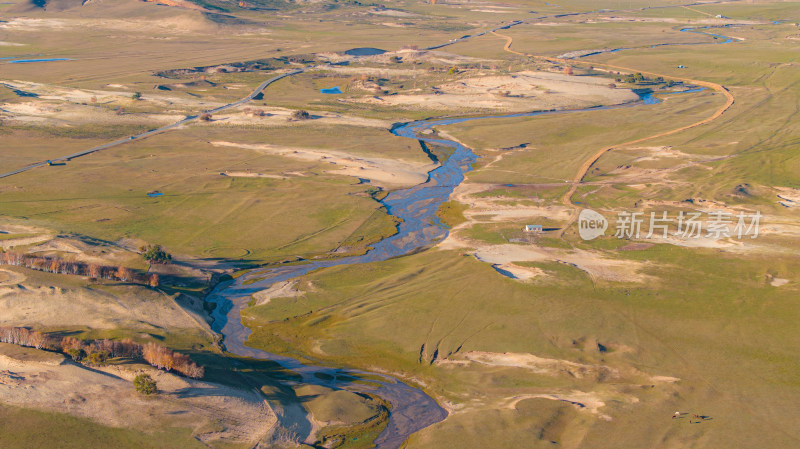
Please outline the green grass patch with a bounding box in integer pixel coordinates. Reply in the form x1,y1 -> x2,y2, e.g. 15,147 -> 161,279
436,200 -> 468,228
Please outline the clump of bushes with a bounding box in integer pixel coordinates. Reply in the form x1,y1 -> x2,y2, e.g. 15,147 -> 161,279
620,72 -> 646,84
290,110 -> 311,120
140,244 -> 172,264
134,373 -> 157,395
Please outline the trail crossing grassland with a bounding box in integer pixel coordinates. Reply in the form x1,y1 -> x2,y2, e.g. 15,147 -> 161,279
490,30 -> 735,232
0,69 -> 305,179
0,18 -> 534,181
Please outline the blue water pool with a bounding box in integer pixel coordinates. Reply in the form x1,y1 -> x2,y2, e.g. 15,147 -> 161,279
8,58 -> 73,64
344,47 -> 386,56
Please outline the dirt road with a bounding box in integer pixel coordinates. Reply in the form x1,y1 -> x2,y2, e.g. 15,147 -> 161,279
490,29 -> 735,233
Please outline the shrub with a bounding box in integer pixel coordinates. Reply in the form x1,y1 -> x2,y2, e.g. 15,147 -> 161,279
140,244 -> 172,264
86,350 -> 109,366
131,92 -> 141,100
290,110 -> 311,120
134,373 -> 157,395
66,348 -> 86,362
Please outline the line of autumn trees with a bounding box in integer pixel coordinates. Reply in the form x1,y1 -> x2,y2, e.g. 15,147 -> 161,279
0,250 -> 159,287
0,326 -> 204,379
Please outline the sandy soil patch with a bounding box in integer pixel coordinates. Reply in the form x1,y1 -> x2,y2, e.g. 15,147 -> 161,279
467,205 -> 570,223
252,280 -> 302,306
442,179 -> 572,228
211,141 -> 437,188
209,106 -> 393,129
771,278 -> 790,287
471,9 -> 515,13
24,236 -> 132,267
0,100 -> 182,126
367,8 -> 417,17
0,234 -> 54,250
491,263 -> 546,281
317,65 -> 424,77
0,269 -> 26,286
346,70 -> 637,112
2,80 -> 225,110
619,242 -> 654,251
0,345 -> 276,445
0,18 -> 70,31
454,243 -> 653,283
0,277 -> 206,331
629,201 -> 800,252
505,391 -> 609,418
143,0 -> 209,11
440,351 -> 618,381
776,187 -> 800,208
221,171 -> 288,179
596,16 -> 760,25
767,274 -> 790,287
0,16 -> 218,34
624,145 -> 702,163
0,224 -> 53,250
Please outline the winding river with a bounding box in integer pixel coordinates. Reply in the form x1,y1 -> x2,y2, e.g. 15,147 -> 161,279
206,20 -> 742,449
205,93 -> 694,447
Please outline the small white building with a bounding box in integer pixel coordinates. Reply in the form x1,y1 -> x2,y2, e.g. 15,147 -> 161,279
524,224 -> 543,233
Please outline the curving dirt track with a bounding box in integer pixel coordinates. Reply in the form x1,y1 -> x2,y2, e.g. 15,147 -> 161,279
490,30 -> 735,231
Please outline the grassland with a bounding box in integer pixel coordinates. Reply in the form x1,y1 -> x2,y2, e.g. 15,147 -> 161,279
3,0 -> 800,448
0,125 -> 408,264
0,405 -> 206,449
235,3 -> 800,448
243,243 -> 800,448
446,89 -> 725,183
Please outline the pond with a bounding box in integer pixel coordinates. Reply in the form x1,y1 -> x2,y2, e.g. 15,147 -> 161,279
7,58 -> 73,64
344,47 -> 386,56
320,86 -> 342,94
